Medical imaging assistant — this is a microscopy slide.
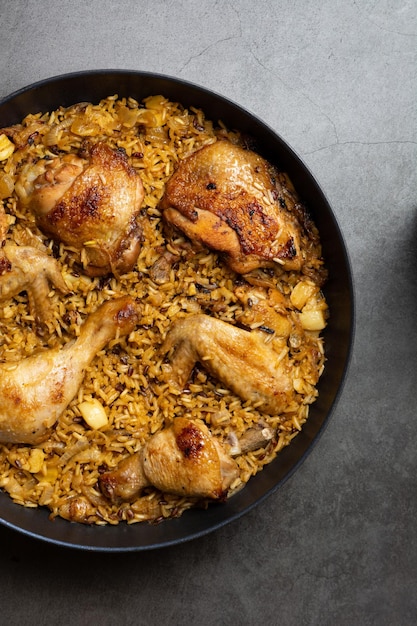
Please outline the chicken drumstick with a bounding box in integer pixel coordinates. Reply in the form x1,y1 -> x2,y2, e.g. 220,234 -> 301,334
0,296 -> 140,444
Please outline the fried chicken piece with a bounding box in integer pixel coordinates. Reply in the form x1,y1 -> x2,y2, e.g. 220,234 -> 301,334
16,142 -> 144,276
159,140 -> 303,274
0,296 -> 141,444
161,314 -> 294,415
99,417 -> 239,502
0,242 -> 69,332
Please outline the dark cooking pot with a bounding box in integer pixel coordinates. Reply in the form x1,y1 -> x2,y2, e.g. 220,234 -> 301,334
0,70 -> 354,551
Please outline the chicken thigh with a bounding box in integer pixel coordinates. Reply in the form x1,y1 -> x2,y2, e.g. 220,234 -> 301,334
159,140 -> 303,274
99,417 -> 239,502
161,314 -> 294,415
17,142 -> 144,276
0,296 -> 140,444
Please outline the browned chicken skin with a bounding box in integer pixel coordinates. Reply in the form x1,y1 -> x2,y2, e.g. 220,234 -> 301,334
99,417 -> 239,502
17,142 -> 145,276
0,296 -> 141,444
159,140 -> 303,274
161,314 -> 294,415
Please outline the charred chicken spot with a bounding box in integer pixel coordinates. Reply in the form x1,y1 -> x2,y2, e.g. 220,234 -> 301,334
222,202 -> 276,256
115,303 -> 137,323
223,210 -> 243,232
206,182 -> 217,190
48,202 -> 66,226
79,186 -> 102,218
246,202 -> 274,227
176,424 -> 204,459
49,185 -> 102,228
277,237 -> 297,260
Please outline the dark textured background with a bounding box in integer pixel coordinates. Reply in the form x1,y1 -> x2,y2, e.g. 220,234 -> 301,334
0,1 -> 416,624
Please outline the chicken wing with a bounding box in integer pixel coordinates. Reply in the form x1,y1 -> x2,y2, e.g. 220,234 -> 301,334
0,242 -> 69,332
99,417 -> 239,502
0,204 -> 69,332
16,141 -> 145,276
161,314 -> 294,415
159,140 -> 303,274
0,296 -> 141,444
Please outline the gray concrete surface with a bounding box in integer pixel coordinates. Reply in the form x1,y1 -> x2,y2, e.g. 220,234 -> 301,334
0,1 -> 416,624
